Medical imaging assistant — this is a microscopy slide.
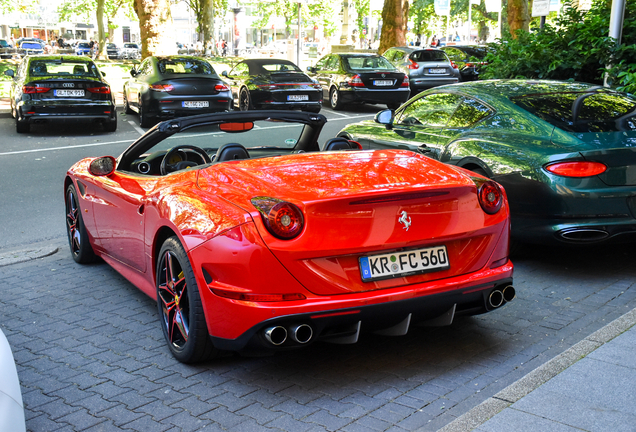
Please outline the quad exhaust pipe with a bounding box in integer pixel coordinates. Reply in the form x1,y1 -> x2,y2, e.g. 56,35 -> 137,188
487,285 -> 515,309
264,324 -> 314,346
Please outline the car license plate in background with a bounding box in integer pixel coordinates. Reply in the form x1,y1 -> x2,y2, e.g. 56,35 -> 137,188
359,245 -> 449,282
288,95 -> 309,101
55,89 -> 84,97
183,101 -> 209,108
373,80 -> 393,86
428,68 -> 446,74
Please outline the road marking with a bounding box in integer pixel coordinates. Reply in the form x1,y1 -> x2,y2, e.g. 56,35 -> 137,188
129,120 -> 146,135
327,110 -> 352,118
0,139 -> 135,156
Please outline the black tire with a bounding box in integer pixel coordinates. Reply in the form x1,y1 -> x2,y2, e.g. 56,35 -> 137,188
239,88 -> 252,111
123,92 -> 134,114
103,117 -> 117,132
329,87 -> 343,110
16,117 -> 29,133
156,237 -> 219,363
139,100 -> 154,128
65,184 -> 97,264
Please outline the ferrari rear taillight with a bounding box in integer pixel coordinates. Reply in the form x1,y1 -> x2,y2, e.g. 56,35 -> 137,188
23,86 -> 49,94
407,58 -> 418,69
476,180 -> 503,214
251,197 -> 304,240
215,84 -> 230,91
150,84 -> 174,92
401,75 -> 410,87
348,74 -> 365,87
545,161 -> 607,177
87,86 -> 111,94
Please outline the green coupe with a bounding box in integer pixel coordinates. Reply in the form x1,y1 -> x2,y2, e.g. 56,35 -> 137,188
338,80 -> 636,245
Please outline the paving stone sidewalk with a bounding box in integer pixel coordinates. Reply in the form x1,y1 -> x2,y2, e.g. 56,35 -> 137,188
1,239 -> 636,431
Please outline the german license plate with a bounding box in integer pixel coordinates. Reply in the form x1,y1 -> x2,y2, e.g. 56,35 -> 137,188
429,68 -> 446,74
359,245 -> 449,282
55,89 -> 84,97
183,101 -> 209,108
374,80 -> 393,86
288,94 -> 309,101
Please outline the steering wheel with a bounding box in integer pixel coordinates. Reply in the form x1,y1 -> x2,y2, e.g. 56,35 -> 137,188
160,145 -> 212,175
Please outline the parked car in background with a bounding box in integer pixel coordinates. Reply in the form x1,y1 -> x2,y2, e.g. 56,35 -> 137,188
222,58 -> 322,113
17,40 -> 44,56
106,43 -> 122,59
440,45 -> 488,81
122,42 -> 141,59
64,109 -> 513,363
307,53 -> 410,110
75,41 -> 91,56
123,55 -> 232,127
382,46 -> 459,94
4,54 -> 117,133
0,329 -> 26,432
338,79 -> 636,246
0,38 -> 14,59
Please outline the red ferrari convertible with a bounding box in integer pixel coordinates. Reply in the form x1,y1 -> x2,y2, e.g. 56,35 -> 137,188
65,111 -> 514,363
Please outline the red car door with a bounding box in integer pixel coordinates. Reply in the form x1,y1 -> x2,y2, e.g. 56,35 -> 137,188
91,172 -> 154,272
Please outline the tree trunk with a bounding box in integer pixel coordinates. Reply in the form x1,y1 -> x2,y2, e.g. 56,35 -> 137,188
378,0 -> 409,55
201,0 -> 217,56
508,0 -> 530,37
96,0 -> 107,60
133,0 -> 176,58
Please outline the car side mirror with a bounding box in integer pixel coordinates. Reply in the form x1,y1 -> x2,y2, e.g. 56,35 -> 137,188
130,69 -> 138,77
374,109 -> 394,129
89,156 -> 116,176
4,69 -> 14,78
100,71 -> 106,77
221,70 -> 229,77
307,66 -> 315,73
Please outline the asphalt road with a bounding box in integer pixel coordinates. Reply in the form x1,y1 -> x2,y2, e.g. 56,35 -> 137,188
0,104 -> 379,250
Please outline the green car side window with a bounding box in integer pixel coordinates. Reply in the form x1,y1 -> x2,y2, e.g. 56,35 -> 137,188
447,97 -> 493,128
396,93 -> 462,128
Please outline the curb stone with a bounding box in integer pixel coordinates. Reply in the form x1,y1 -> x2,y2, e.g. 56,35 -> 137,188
435,307 -> 636,432
0,241 -> 61,267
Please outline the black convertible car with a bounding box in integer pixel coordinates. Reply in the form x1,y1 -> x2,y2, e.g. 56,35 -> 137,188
222,59 -> 322,113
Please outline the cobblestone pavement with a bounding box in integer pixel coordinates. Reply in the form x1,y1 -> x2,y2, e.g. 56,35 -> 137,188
2,238 -> 636,432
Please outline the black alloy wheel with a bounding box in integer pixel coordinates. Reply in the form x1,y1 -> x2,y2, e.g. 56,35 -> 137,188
138,99 -> 154,128
156,237 -> 219,363
329,87 -> 343,110
239,88 -> 252,111
65,184 -> 97,264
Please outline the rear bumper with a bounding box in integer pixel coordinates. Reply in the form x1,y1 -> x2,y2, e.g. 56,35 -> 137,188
210,272 -> 514,354
409,77 -> 459,91
339,87 -> 411,105
17,101 -> 116,123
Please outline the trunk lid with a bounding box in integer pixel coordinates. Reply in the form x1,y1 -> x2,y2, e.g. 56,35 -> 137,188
198,150 -> 508,295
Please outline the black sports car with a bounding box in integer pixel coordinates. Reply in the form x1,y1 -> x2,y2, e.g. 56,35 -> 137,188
123,55 -> 232,128
3,54 -> 117,133
307,53 -> 411,110
439,46 -> 488,81
222,59 -> 322,113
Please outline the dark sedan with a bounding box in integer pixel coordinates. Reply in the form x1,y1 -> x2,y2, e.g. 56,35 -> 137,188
123,55 -> 232,127
222,59 -> 322,113
338,80 -> 636,246
440,45 -> 488,81
307,53 -> 410,110
3,55 -> 117,133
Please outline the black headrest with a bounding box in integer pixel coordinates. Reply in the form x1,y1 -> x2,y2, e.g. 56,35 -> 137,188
215,143 -> 250,162
324,137 -> 355,151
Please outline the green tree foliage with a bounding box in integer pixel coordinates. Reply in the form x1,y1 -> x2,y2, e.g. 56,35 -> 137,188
1,0 -> 37,14
352,0 -> 370,43
481,0 -> 636,93
248,0 -> 338,40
